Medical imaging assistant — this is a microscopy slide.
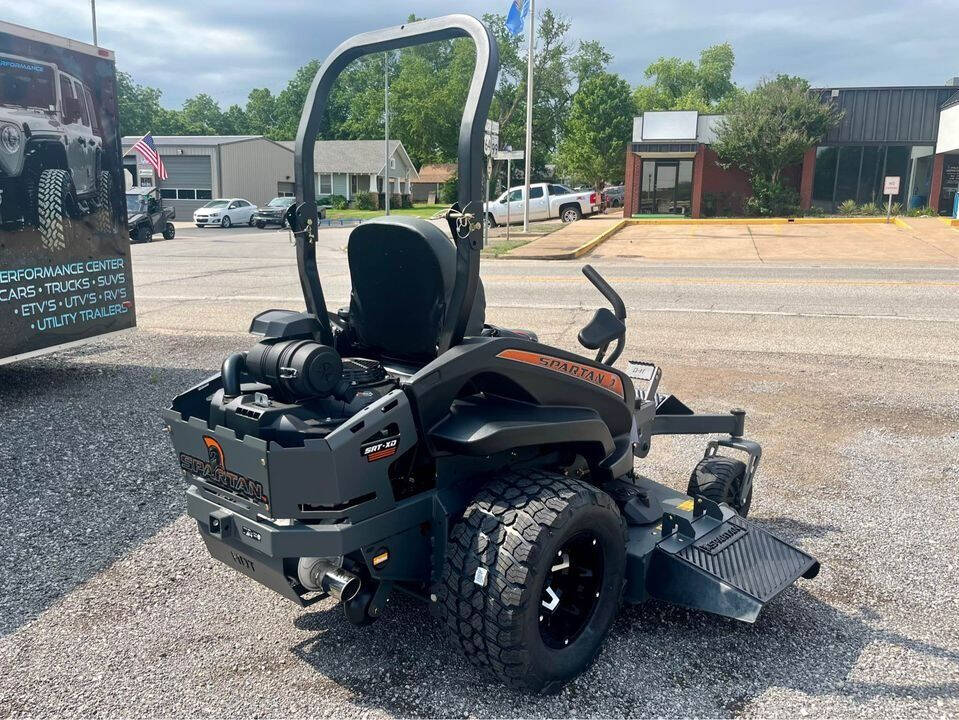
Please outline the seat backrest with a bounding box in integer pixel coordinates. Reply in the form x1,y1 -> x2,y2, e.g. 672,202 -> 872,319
347,216 -> 484,360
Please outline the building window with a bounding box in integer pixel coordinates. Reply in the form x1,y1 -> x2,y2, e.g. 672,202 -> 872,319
177,189 -> 196,200
639,159 -> 693,214
196,189 -> 213,200
139,177 -> 153,187
350,174 -> 359,195
390,157 -> 396,170
812,144 -> 929,209
160,188 -> 176,199
319,173 -> 332,195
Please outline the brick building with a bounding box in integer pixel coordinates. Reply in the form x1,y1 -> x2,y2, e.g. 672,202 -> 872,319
623,83 -> 959,218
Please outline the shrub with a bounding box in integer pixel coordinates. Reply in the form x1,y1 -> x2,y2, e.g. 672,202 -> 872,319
858,202 -> 881,216
744,178 -> 800,217
325,194 -> 348,209
803,205 -> 826,217
888,202 -> 903,216
440,173 -> 458,204
838,199 -> 859,215
353,192 -> 377,210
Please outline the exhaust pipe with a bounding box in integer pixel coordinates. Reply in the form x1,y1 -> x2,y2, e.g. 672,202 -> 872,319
297,557 -> 361,603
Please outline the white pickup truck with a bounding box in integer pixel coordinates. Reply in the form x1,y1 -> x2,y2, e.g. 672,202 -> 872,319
486,182 -> 599,226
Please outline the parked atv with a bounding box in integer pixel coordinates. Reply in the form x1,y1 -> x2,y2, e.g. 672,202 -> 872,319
126,186 -> 175,243
164,15 -> 819,693
0,51 -> 113,251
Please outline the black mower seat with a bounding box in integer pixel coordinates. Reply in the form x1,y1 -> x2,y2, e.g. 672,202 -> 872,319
347,216 -> 484,360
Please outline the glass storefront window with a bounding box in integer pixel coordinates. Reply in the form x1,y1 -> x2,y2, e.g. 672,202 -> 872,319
857,146 -> 882,205
835,146 -> 862,205
906,146 -> 934,210
639,159 -> 694,214
812,144 -> 931,209
676,161 -> 693,215
883,146 -> 908,203
812,146 -> 838,204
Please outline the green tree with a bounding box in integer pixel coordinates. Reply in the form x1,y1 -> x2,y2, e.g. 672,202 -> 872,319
713,75 -> 841,214
243,88 -> 278,137
115,71 -> 175,137
177,93 -> 228,134
557,72 -> 633,189
632,43 -> 740,114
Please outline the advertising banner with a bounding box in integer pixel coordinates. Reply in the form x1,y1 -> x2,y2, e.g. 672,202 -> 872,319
0,22 -> 134,363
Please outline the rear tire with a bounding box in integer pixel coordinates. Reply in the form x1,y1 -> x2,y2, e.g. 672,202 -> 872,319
221,215 -> 232,228
94,170 -> 114,234
687,456 -> 751,516
486,213 -> 497,228
560,205 -> 582,223
136,224 -> 152,244
255,220 -> 266,229
163,223 -> 176,240
437,470 -> 626,693
37,168 -> 74,252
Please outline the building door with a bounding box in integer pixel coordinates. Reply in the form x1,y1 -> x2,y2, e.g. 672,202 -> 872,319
940,156 -> 959,215
640,160 -> 693,215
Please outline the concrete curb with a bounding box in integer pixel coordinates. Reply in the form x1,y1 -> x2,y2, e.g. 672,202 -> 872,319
622,216 -> 904,226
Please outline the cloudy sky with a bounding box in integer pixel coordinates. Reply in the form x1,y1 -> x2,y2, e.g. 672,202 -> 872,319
4,0 -> 956,108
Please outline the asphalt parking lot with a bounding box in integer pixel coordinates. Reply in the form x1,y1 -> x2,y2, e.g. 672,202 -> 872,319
1,223 -> 958,717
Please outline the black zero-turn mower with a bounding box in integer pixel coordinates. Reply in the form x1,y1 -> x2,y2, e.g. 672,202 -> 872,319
164,15 -> 819,693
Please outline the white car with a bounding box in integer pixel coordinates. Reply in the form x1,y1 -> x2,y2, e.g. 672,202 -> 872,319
193,198 -> 256,228
486,183 -> 599,226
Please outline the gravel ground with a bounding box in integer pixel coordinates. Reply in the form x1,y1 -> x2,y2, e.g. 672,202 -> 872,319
0,232 -> 957,717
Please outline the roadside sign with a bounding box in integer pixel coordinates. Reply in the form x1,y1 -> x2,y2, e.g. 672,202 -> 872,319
493,149 -> 524,161
883,176 -> 900,222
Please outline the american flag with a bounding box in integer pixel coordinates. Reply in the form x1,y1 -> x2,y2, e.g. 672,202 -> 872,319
131,133 -> 168,180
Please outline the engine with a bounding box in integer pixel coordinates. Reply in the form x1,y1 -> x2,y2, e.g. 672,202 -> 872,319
209,338 -> 398,446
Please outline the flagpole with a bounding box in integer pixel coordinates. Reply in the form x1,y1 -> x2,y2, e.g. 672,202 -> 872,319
522,0 -> 534,233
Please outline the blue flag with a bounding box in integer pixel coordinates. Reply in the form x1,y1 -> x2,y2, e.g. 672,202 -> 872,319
505,0 -> 530,37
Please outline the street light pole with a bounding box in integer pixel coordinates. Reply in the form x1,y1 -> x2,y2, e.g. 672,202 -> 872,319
384,51 -> 390,216
91,0 -> 98,46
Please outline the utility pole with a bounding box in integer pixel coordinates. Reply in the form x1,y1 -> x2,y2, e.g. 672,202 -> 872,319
522,0 -> 535,233
384,51 -> 390,216
91,0 -> 98,46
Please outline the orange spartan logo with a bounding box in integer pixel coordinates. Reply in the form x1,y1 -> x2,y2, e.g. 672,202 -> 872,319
203,436 -> 225,467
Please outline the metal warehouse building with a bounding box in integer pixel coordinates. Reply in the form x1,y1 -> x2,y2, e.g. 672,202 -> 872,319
121,135 -> 295,216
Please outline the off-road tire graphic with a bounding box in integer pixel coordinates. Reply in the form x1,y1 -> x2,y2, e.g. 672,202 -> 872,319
37,169 -> 74,252
94,170 -> 114,234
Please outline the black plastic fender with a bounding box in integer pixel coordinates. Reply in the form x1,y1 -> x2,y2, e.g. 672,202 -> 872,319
429,395 -> 615,458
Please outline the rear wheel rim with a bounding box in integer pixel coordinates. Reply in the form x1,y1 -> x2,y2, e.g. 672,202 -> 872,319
538,530 -> 604,649
563,209 -> 578,222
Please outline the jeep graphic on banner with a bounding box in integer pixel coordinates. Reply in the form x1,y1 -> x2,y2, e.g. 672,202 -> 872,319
0,21 -> 135,364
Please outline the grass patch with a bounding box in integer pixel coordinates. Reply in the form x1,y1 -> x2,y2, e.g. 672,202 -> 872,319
482,235 -> 533,257
324,204 -> 448,221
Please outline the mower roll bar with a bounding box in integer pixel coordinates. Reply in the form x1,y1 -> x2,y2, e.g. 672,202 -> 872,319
292,14 -> 499,350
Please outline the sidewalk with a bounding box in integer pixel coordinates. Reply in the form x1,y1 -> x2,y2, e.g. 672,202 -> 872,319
505,214 -> 625,260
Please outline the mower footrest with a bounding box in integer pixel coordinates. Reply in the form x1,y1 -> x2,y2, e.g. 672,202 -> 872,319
647,513 -> 819,622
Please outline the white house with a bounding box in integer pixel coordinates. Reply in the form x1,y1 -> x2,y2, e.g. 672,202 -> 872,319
280,140 -> 418,200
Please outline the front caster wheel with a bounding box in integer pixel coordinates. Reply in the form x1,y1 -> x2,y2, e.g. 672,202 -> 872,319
687,456 -> 751,516
437,470 -> 626,693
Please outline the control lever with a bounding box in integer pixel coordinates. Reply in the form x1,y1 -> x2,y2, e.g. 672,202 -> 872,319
579,265 -> 627,365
